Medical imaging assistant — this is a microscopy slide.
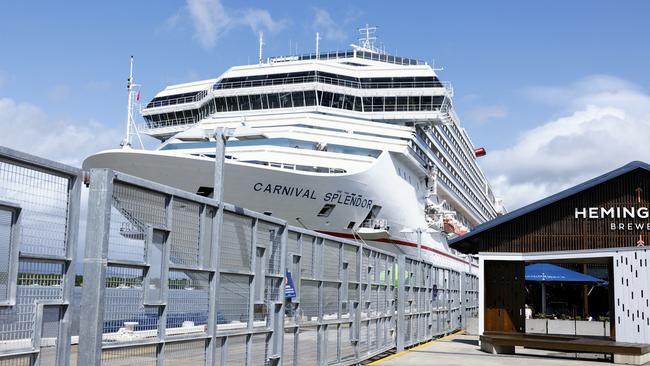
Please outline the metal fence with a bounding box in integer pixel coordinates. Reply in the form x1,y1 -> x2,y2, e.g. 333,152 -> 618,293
0,146 -> 477,366
0,147 -> 81,366
461,272 -> 479,330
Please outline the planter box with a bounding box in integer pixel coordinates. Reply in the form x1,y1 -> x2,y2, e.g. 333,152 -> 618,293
525,319 -> 610,337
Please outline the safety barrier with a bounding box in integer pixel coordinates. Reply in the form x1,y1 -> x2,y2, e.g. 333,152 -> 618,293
0,146 -> 478,366
0,147 -> 81,366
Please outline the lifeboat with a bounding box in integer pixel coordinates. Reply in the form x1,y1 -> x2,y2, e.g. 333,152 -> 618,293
443,217 -> 469,236
356,219 -> 391,240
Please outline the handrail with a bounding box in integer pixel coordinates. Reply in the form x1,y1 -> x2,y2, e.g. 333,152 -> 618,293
145,90 -> 209,109
268,50 -> 427,66
214,75 -> 451,91
143,116 -> 197,130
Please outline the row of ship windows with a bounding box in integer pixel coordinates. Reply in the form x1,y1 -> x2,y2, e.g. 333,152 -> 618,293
163,137 -> 382,158
143,91 -> 445,126
444,124 -> 494,202
409,133 -> 488,220
276,50 -> 425,66
418,127 -> 487,202
146,90 -> 207,109
409,140 -> 491,219
439,124 -> 484,190
191,155 -> 347,174
213,71 -> 443,90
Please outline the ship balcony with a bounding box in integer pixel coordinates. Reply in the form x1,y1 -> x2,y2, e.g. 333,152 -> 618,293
214,74 -> 453,92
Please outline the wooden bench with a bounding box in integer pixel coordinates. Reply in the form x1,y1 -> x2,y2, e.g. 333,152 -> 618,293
480,332 -> 650,365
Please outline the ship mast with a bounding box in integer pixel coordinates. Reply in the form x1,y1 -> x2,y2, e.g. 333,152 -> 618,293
258,32 -> 264,64
357,24 -> 379,53
121,56 -> 144,149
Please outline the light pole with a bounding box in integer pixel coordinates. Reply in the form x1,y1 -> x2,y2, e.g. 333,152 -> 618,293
400,227 -> 439,260
213,125 -> 265,197
213,128 -> 227,202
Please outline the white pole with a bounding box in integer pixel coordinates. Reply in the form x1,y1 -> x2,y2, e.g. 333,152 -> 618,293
258,32 -> 264,64
541,282 -> 547,315
417,228 -> 422,260
122,56 -> 134,149
316,32 -> 320,59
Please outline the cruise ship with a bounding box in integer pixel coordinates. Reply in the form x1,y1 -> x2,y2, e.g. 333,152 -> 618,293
83,26 -> 505,271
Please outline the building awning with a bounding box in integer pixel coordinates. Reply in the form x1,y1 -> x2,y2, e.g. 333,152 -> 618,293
448,160 -> 650,254
526,263 -> 607,284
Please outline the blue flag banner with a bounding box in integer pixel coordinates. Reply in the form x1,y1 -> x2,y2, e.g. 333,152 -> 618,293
285,271 -> 297,299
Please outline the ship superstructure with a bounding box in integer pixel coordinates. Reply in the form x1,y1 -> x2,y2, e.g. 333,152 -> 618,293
84,26 -> 505,271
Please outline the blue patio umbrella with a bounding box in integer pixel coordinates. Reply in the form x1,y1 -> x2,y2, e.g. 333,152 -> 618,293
526,263 -> 607,284
525,263 -> 607,314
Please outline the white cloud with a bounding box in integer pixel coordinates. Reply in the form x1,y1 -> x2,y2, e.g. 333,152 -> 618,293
184,0 -> 286,49
466,104 -> 508,123
0,70 -> 10,88
240,8 -> 286,34
47,85 -> 71,101
483,75 -> 650,210
0,97 -> 121,166
187,0 -> 230,48
312,8 -> 347,42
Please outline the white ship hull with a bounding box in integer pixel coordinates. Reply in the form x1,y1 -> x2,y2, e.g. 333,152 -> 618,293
84,149 -> 475,272
90,34 -> 506,273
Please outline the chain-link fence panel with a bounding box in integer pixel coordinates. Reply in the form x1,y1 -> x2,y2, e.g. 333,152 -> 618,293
0,147 -> 80,366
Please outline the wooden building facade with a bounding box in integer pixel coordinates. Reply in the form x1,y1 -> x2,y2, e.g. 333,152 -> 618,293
450,162 -> 650,364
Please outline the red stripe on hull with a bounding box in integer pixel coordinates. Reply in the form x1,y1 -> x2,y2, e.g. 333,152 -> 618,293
317,230 -> 478,268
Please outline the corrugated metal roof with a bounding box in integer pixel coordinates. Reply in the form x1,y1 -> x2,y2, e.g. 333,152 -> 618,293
449,161 -> 650,252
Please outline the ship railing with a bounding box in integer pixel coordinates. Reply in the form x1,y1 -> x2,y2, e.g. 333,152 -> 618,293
363,103 -> 443,113
144,90 -> 209,109
409,138 -> 491,222
361,218 -> 389,230
141,116 -> 198,132
214,74 -> 452,90
268,49 -> 428,66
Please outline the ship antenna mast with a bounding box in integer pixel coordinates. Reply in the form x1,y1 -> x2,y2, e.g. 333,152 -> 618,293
258,31 -> 264,64
358,24 -> 380,53
121,56 -> 144,149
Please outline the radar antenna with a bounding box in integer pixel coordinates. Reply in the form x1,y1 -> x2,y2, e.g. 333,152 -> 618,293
357,24 -> 382,53
121,56 -> 144,149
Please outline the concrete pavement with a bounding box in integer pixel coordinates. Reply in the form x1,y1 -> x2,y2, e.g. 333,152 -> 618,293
370,334 -> 612,366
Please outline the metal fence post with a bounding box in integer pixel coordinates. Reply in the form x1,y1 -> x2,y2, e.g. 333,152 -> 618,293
78,169 -> 114,366
57,169 -> 81,366
247,218 -> 258,366
271,223 -> 288,363
354,246 -> 362,360
317,238 -> 325,366
207,126 -> 227,366
396,255 -> 405,352
206,201 -> 223,366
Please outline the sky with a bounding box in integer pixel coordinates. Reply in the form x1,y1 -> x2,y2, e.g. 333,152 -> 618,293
1,0 -> 649,210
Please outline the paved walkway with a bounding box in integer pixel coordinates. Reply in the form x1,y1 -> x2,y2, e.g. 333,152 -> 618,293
371,334 -> 612,366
